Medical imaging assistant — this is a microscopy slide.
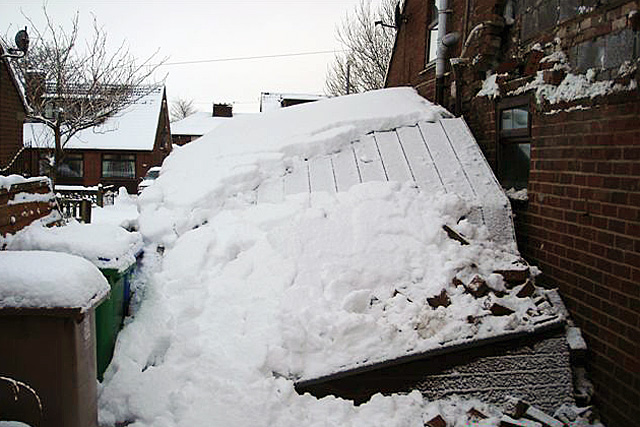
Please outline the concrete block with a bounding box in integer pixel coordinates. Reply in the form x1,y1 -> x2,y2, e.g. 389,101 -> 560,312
539,0 -> 560,32
576,39 -> 605,72
560,0 -> 581,22
604,29 -> 636,70
521,9 -> 539,40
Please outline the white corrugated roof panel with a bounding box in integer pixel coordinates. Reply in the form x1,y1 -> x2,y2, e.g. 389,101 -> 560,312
255,117 -> 516,248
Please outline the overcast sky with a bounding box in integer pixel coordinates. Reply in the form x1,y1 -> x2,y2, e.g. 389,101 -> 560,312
2,0 -> 383,113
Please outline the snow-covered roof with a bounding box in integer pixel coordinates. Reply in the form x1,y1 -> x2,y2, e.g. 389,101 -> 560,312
260,91 -> 325,112
0,250 -> 109,311
22,87 -> 165,151
255,117 -> 515,247
97,88 -> 568,425
170,111 -> 231,136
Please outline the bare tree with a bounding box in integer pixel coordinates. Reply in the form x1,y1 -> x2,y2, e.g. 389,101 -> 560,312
9,8 -> 165,184
170,97 -> 196,122
326,0 -> 397,96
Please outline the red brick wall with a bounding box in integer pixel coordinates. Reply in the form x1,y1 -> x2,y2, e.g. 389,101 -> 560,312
386,1 -> 640,425
0,58 -> 26,173
517,95 -> 640,426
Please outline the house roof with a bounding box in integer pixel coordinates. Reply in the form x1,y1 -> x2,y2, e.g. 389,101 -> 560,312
22,86 -> 165,151
260,91 -> 325,112
255,117 -> 515,248
170,111 -> 231,137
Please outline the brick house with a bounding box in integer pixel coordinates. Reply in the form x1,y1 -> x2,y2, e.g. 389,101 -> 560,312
23,87 -> 172,194
0,46 -> 29,175
385,1 -> 639,425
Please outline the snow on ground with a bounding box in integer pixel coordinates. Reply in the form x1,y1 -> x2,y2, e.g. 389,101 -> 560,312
92,88 -> 583,426
92,187 -> 140,230
0,250 -> 108,310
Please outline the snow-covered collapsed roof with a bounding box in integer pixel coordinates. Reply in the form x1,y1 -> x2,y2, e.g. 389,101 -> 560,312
98,88 -> 568,425
22,87 -> 165,151
170,111 -> 231,137
255,118 -> 515,248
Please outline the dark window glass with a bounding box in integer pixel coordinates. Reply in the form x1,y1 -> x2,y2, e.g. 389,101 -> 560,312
57,153 -> 83,178
499,142 -> 531,190
102,153 -> 136,178
498,100 -> 531,191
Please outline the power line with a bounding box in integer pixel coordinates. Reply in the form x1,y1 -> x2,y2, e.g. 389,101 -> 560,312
158,49 -> 343,66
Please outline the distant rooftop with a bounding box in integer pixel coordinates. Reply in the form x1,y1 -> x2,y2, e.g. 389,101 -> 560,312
260,92 -> 326,112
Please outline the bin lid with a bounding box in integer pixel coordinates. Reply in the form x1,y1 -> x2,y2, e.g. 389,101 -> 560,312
4,222 -> 143,272
0,251 -> 109,313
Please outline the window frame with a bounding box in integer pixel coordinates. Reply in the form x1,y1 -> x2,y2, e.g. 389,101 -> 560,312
101,153 -> 136,179
497,95 -> 532,191
425,0 -> 439,66
57,152 -> 84,179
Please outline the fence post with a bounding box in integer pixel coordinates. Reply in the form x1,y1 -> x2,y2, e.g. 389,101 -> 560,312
80,199 -> 92,224
97,184 -> 104,208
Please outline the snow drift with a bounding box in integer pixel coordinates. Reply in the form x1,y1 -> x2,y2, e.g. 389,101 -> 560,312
97,89 -> 574,426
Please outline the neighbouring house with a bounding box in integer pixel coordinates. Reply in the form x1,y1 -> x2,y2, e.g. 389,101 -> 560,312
171,103 -> 234,146
259,92 -> 325,112
23,86 -> 172,194
385,1 -> 639,425
0,46 -> 29,176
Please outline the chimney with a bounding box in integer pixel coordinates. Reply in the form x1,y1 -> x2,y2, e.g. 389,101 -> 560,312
212,103 -> 232,117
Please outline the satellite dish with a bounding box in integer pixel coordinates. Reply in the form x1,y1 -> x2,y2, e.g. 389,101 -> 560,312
15,27 -> 29,53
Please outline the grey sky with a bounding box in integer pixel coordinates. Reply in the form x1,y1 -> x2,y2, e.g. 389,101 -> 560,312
2,0 -> 382,112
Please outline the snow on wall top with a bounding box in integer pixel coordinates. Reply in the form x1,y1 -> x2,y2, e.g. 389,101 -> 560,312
0,250 -> 109,311
170,112 -> 231,136
3,221 -> 143,272
0,174 -> 49,191
22,87 -> 164,151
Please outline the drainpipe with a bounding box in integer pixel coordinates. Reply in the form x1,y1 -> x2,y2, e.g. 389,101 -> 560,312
436,0 -> 451,105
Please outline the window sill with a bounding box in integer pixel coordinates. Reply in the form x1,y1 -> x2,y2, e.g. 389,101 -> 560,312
419,62 -> 436,76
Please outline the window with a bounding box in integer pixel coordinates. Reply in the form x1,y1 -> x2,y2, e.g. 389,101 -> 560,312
57,153 -> 83,178
498,97 -> 531,190
37,151 -> 83,178
426,0 -> 439,64
102,153 -> 136,178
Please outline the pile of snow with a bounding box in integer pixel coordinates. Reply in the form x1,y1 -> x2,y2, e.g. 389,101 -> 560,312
0,251 -> 108,311
97,89 -> 568,425
92,187 -> 139,229
505,187 -> 529,201
3,220 -> 142,272
138,88 -> 451,246
476,73 -> 500,99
